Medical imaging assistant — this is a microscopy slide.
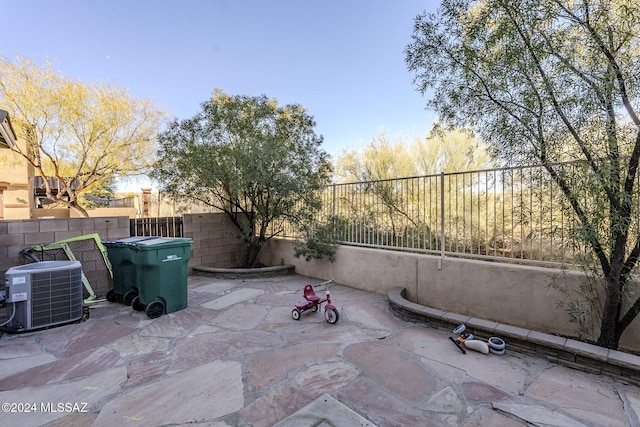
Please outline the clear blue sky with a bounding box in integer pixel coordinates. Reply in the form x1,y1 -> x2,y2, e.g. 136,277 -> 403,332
3,0 -> 439,185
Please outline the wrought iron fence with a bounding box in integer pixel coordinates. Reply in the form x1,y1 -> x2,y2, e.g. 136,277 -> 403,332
278,162 -> 640,268
130,216 -> 183,237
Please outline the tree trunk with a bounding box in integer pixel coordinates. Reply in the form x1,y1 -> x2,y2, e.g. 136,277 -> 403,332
68,200 -> 89,217
597,273 -> 622,349
243,242 -> 262,268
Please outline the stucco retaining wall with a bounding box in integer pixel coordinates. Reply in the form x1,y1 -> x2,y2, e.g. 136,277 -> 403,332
259,238 -> 640,353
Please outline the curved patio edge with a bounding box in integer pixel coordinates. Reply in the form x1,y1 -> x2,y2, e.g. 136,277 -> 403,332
192,264 -> 295,279
388,286 -> 640,383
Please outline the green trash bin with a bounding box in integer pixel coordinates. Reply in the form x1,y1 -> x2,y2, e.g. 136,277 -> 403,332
128,237 -> 192,318
104,237 -> 158,305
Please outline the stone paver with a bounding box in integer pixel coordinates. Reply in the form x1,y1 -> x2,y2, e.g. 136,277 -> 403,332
294,361 -> 361,398
240,382 -> 312,427
213,302 -> 268,330
1,274 -> 638,427
35,319 -> 134,357
0,366 -> 126,426
336,377 -> 435,426
6,346 -> 120,390
273,393 -> 377,427
343,341 -> 439,402
93,361 -> 243,427
138,307 -> 212,338
0,339 -> 59,387
421,386 -> 463,413
524,366 -> 628,426
125,351 -> 171,388
201,288 -> 264,310
492,403 -> 588,427
245,343 -> 340,391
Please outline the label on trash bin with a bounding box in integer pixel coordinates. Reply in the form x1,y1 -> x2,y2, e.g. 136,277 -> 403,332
162,254 -> 182,262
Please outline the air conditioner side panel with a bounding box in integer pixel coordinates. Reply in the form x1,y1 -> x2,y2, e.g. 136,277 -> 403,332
3,271 -> 32,331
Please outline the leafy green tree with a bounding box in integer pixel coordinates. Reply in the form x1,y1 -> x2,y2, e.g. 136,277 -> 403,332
413,125 -> 493,175
79,176 -> 117,209
0,56 -> 165,216
406,0 -> 640,349
335,131 -> 417,183
335,127 -> 492,182
152,89 -> 332,267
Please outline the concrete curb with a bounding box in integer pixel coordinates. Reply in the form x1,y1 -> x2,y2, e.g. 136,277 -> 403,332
388,286 -> 640,384
192,264 -> 295,278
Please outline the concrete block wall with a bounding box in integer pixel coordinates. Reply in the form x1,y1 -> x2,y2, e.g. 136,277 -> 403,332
1,213 -> 248,280
0,216 -> 129,280
183,212 -> 247,269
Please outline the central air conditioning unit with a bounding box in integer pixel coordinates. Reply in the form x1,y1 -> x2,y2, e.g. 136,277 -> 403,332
2,261 -> 83,332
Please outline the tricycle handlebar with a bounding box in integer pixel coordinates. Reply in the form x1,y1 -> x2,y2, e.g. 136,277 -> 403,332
314,279 -> 334,288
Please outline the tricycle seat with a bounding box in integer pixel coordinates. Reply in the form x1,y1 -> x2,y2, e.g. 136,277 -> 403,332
303,285 -> 320,302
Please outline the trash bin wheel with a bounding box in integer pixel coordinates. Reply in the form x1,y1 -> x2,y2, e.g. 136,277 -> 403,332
123,290 -> 138,306
146,301 -> 164,319
106,289 -> 118,303
131,296 -> 145,312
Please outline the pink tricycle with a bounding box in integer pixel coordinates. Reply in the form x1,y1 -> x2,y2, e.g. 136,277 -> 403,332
291,279 -> 339,324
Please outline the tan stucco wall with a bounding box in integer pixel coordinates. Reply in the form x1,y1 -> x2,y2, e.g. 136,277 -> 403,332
29,207 -> 138,219
259,238 -> 640,353
0,138 -> 34,220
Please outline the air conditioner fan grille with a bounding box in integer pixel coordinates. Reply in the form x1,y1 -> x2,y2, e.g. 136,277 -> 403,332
30,268 -> 83,328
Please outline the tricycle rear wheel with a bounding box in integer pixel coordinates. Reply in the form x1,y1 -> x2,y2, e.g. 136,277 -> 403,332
292,308 -> 301,320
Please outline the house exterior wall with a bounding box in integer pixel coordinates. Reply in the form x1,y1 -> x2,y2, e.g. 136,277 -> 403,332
0,138 -> 34,220
0,133 -> 139,220
30,207 -> 137,219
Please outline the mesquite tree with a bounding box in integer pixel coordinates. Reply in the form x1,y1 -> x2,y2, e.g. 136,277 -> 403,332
153,90 -> 332,267
0,56 -> 164,216
406,0 -> 640,349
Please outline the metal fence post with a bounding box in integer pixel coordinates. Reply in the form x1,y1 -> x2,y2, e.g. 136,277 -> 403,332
439,171 -> 445,270
332,184 -> 337,238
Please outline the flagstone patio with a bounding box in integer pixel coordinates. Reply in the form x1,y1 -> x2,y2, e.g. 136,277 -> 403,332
1,274 -> 639,426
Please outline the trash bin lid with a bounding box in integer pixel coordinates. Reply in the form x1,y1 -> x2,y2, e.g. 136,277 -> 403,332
114,236 -> 160,244
133,237 -> 192,247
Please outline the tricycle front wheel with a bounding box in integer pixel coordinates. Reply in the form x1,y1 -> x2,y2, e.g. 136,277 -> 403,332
292,308 -> 301,320
324,308 -> 339,324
